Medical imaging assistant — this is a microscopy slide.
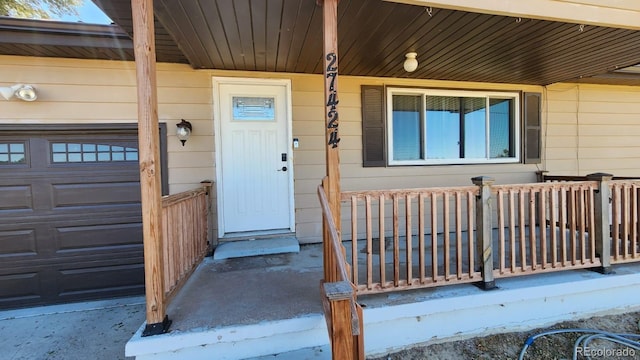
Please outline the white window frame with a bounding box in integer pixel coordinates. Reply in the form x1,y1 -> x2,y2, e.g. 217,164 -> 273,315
386,87 -> 521,166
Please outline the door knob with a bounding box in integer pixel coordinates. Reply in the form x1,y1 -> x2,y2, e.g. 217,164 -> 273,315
278,166 -> 288,172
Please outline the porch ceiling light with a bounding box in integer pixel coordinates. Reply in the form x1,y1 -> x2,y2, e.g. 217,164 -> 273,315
403,52 -> 418,73
176,119 -> 192,146
0,84 -> 38,101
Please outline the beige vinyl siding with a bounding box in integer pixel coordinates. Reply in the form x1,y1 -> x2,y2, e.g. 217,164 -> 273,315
545,83 -> 640,177
6,55 -> 640,244
0,56 -> 214,192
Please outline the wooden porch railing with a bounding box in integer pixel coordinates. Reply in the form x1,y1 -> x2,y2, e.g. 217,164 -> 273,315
318,178 -> 364,360
339,173 -> 640,297
492,181 -> 601,277
610,180 -> 640,264
161,182 -> 212,302
539,172 -> 640,266
341,185 -> 481,294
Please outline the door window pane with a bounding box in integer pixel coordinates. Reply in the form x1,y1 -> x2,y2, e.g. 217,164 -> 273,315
392,95 -> 421,160
233,97 -> 275,121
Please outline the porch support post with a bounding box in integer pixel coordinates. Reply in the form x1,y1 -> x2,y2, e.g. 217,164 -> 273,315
587,172 -> 613,274
322,281 -> 357,360
472,176 -> 496,290
321,0 -> 342,283
131,0 -> 170,335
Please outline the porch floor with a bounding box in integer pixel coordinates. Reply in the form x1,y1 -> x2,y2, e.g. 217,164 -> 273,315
168,243 -> 323,330
126,243 -> 640,360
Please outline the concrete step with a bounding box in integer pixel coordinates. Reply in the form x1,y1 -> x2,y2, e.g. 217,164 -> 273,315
213,237 -> 300,260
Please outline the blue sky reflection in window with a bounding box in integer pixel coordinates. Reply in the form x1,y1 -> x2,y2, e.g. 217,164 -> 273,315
389,88 -> 518,165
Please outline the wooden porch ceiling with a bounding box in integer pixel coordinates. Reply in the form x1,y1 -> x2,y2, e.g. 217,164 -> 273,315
2,0 -> 640,86
94,0 -> 640,86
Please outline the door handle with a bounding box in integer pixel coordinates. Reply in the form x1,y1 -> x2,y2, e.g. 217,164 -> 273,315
278,166 -> 288,172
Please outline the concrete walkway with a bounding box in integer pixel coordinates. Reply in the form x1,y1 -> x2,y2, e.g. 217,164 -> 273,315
1,296 -> 145,360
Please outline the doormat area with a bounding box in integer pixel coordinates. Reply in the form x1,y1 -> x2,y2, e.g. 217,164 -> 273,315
213,237 -> 300,260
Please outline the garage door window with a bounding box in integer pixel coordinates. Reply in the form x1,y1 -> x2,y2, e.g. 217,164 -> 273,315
51,142 -> 138,163
0,142 -> 26,165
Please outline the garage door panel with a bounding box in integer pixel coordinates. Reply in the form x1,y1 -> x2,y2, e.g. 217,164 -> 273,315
0,272 -> 42,306
52,181 -> 142,208
58,262 -> 144,300
55,222 -> 143,252
0,185 -> 33,211
0,229 -> 37,257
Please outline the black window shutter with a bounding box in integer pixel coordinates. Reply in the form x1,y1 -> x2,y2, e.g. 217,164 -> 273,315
523,92 -> 542,164
361,85 -> 386,167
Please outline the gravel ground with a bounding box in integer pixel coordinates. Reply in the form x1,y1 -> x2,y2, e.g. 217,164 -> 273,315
370,311 -> 640,360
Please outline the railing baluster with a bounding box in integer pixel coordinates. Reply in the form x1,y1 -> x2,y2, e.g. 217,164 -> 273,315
623,184 -> 630,258
588,187 -> 596,262
560,187 -> 567,266
467,191 -> 475,279
393,194 -> 400,287
379,194 -> 386,288
550,186 -> 558,268
519,190 -> 526,271
455,192 -> 463,279
579,186 -> 586,264
351,195 -> 358,286
509,189 -> 516,272
539,188 -> 547,269
418,193 -> 426,284
365,195 -> 373,290
529,188 -> 537,270
612,185 -> 620,260
443,192 -> 450,280
497,190 -> 505,274
405,194 -> 413,285
630,184 -> 640,259
569,188 -> 577,265
431,192 -> 438,282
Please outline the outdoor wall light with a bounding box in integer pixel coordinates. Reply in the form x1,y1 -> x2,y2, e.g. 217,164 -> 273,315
403,52 -> 418,73
176,119 -> 192,146
0,84 -> 38,101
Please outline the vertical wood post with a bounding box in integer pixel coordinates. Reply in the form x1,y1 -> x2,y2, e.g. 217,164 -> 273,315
320,0 -> 342,283
131,0 -> 170,336
587,172 -> 613,274
472,176 -> 496,290
323,282 -> 356,360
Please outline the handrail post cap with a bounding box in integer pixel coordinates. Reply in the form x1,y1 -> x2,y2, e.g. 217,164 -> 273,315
586,173 -> 613,181
323,281 -> 354,301
471,176 -> 495,185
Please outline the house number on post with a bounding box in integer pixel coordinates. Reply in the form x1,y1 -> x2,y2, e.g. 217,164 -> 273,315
326,52 -> 340,148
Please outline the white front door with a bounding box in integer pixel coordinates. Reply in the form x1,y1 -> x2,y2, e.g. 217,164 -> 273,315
217,80 -> 293,235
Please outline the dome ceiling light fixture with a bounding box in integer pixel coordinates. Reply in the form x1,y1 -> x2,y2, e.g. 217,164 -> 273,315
403,52 -> 418,73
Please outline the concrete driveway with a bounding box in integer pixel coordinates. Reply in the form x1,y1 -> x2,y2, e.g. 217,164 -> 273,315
1,296 -> 145,360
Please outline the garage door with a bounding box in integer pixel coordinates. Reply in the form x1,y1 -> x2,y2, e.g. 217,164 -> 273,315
0,126 -> 152,309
